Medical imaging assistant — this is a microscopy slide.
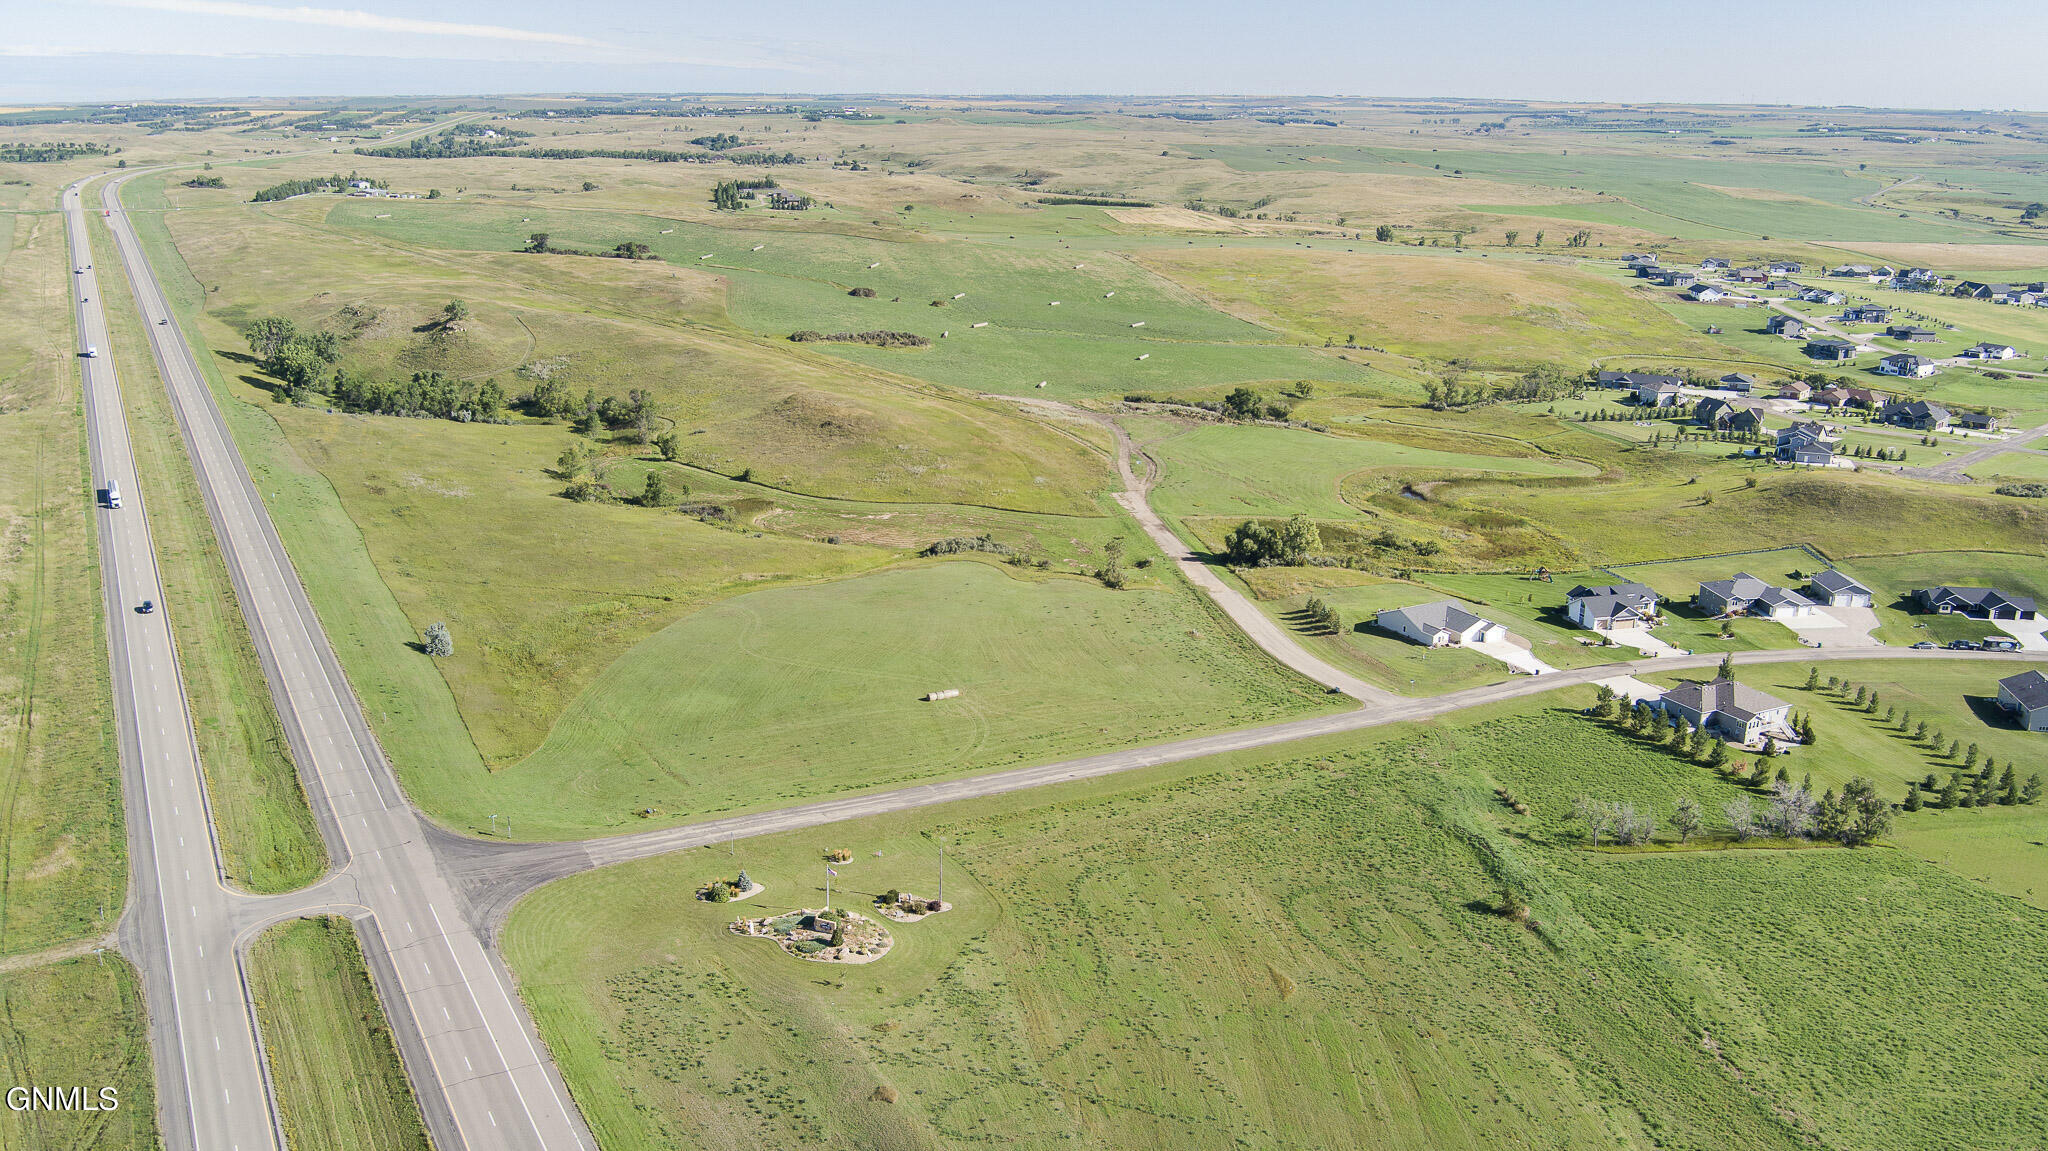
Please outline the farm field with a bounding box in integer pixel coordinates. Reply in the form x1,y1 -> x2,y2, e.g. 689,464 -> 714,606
86,211 -> 325,894
506,687 -> 2048,1151
0,957 -> 158,1151
0,209 -> 125,955
247,917 -> 433,1151
486,560 -> 1341,838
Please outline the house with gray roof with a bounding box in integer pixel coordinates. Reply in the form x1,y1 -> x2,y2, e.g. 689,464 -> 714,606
1694,397 -> 1764,433
1996,670 -> 2048,732
1375,601 -> 1507,648
1658,678 -> 1795,744
1879,352 -> 1938,379
1915,586 -> 2038,620
1766,314 -> 1806,338
1964,342 -> 2019,359
1752,586 -> 1822,620
1805,338 -> 1859,361
1880,399 -> 1950,429
1807,569 -> 1873,607
1697,574 -> 1820,619
1565,582 -> 1659,632
1886,324 -> 1938,341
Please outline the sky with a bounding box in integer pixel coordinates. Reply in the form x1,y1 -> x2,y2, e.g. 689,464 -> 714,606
3,0 -> 2044,110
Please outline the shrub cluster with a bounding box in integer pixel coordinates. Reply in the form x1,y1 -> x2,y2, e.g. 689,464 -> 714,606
788,329 -> 930,348
919,534 -> 1010,558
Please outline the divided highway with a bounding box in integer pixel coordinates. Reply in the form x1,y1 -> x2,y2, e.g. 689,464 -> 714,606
73,176 -> 595,1150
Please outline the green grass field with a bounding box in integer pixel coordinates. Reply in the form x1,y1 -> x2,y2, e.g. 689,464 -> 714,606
0,957 -> 157,1151
86,212 -> 325,895
1968,451 -> 2048,482
506,686 -> 2048,1151
247,917 -> 433,1151
0,211 -> 125,955
1131,416 -> 1593,526
1831,550 -> 2048,645
476,560 -> 1341,837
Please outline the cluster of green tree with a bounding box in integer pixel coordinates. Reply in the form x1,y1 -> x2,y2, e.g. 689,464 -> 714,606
1805,671 -> 2044,809
1994,482 -> 2047,498
711,179 -> 750,209
1223,513 -> 1319,567
0,141 -> 111,162
1037,196 -> 1153,207
1196,385 -> 1292,422
786,329 -> 930,348
1571,796 -> 1662,846
691,133 -> 744,150
918,534 -> 1012,558
768,193 -> 813,210
1299,596 -> 1341,634
327,368 -> 505,422
1560,230 -> 1595,248
244,316 -> 343,398
448,122 -> 532,139
0,104 -> 203,126
182,175 -> 226,188
422,622 -> 453,658
1592,689 -> 1738,769
1843,443 -> 1907,461
523,379 -> 663,440
1425,365 -> 1577,410
1094,536 -> 1128,589
519,233 -> 655,261
249,172 -> 385,202
1724,778 -> 1892,846
529,146 -> 801,165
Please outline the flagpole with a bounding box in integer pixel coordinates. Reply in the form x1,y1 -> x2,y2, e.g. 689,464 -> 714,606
825,864 -> 831,916
938,836 -> 944,907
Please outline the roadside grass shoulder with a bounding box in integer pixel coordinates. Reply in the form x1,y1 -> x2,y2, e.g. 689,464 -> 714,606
86,210 -> 325,894
0,210 -> 125,954
0,956 -> 157,1151
507,696 -> 2048,1151
247,916 -> 432,1151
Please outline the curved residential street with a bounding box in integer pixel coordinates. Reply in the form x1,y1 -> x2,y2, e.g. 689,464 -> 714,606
76,168 -> 2048,1151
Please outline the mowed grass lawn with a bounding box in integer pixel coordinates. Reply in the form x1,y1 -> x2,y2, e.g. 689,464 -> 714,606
494,561 -> 1341,837
248,917 -> 432,1151
1130,417 -> 1592,525
507,697 -> 2048,1151
1834,550 -> 2048,645
0,957 -> 157,1151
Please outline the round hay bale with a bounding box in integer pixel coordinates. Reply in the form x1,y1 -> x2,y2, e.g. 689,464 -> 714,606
870,1086 -> 899,1104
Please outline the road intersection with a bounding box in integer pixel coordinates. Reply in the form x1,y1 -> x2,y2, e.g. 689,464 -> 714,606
69,169 -> 2048,1151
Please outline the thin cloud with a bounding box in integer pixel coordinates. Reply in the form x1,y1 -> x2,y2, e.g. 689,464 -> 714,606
96,0 -> 611,47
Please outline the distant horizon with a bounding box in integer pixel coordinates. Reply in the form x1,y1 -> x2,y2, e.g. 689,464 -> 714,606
7,0 -> 2048,110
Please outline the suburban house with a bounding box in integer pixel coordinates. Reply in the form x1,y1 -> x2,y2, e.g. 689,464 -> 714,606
1632,377 -> 1683,406
1800,288 -> 1846,305
1717,372 -> 1758,392
1880,399 -> 1950,429
1697,572 -> 1775,616
1375,601 -> 1507,647
1595,370 -> 1681,392
1565,582 -> 1659,632
1686,283 -> 1727,303
1658,269 -> 1698,287
1964,342 -> 2019,359
1767,279 -> 1801,293
1766,315 -> 1806,338
1879,352 -> 1938,378
1776,380 -> 1814,400
1657,678 -> 1796,745
1830,265 -> 1873,278
1955,410 -> 2001,431
1886,324 -> 1939,341
1810,386 -> 1853,408
1843,304 -> 1891,324
1768,260 -> 1802,275
1700,257 -> 1732,270
1953,281 -> 2011,300
1841,386 -> 1888,409
1807,569 -> 1874,607
1695,397 -> 1765,432
1915,586 -> 2039,620
1733,268 -> 1768,284
1996,670 -> 2048,732
1775,420 -> 1838,465
1805,338 -> 1859,361
1752,586 -> 1823,620
1896,268 -> 1941,290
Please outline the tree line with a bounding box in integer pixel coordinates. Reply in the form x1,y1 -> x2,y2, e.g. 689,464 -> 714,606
250,172 -> 386,202
0,142 -> 111,162
520,233 -> 655,260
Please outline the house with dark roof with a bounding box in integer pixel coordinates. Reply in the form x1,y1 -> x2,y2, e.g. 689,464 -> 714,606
1657,269 -> 1699,288
1768,261 -> 1802,275
1886,324 -> 1939,341
1916,586 -> 2038,620
1953,282 -> 2011,300
1632,377 -> 1683,406
1843,305 -> 1891,324
1658,678 -> 1795,744
1800,287 -> 1846,305
1805,338 -> 1859,361
1700,257 -> 1732,270
1954,410 -> 2001,431
1766,315 -> 1806,338
1565,583 -> 1659,632
1595,370 -> 1682,391
1375,601 -> 1507,647
1880,399 -> 1950,429
1996,670 -> 2048,732
1830,265 -> 1873,278
1807,569 -> 1873,607
1694,397 -> 1765,432
1879,353 -> 1938,378
1752,586 -> 1823,620
1964,342 -> 2019,359
1686,283 -> 1727,303
1696,573 -> 1772,616
1717,372 -> 1758,392
1775,420 -> 1838,465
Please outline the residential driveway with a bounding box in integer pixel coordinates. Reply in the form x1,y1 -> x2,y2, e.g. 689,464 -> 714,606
1605,628 -> 1681,657
1595,675 -> 1666,704
1995,616 -> 2048,652
1468,635 -> 1558,676
1781,606 -> 1886,649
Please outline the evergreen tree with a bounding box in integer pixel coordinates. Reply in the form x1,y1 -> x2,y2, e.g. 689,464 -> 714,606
1965,743 -> 1980,770
2022,773 -> 2044,805
1706,739 -> 1727,769
1903,785 -> 1922,812
1853,685 -> 1868,706
1803,666 -> 1819,690
1945,739 -> 1960,760
1999,765 -> 2019,806
1937,774 -> 1960,809
1762,736 -> 1779,759
1773,762 -> 1791,786
1798,714 -> 1816,746
1718,653 -> 1735,680
423,621 -> 453,658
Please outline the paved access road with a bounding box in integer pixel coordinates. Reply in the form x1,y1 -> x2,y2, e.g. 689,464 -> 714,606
76,177 -> 594,1151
